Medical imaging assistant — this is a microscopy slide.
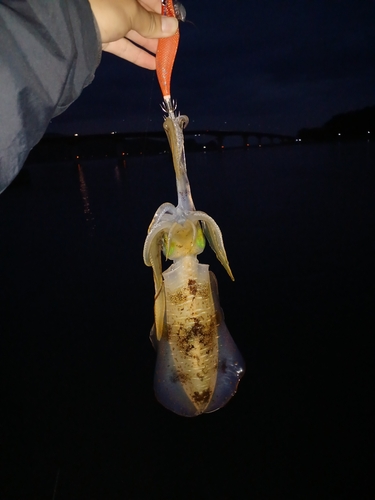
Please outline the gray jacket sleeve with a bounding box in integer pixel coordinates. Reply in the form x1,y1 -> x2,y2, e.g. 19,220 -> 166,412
0,0 -> 101,193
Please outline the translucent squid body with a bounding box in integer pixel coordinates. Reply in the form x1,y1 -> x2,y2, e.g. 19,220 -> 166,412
142,0 -> 245,417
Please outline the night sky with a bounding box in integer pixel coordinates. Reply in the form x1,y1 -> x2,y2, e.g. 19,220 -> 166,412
47,0 -> 375,137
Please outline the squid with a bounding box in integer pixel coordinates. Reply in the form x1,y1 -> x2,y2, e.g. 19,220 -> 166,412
143,0 -> 245,417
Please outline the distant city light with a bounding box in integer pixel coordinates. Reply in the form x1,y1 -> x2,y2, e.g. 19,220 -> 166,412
338,132 -> 341,136
74,133 -> 78,137
368,131 -> 371,134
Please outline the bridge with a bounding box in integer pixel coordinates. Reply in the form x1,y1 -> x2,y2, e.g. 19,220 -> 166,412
113,129 -> 296,148
27,130 -> 296,163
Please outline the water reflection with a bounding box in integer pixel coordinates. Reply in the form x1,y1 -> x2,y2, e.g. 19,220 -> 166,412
77,164 -> 95,232
114,165 -> 121,184
114,162 -> 128,196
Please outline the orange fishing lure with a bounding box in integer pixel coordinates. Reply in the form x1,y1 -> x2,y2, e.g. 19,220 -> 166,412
156,0 -> 180,99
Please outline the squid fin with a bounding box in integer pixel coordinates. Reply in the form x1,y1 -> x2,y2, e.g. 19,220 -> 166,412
205,272 -> 245,412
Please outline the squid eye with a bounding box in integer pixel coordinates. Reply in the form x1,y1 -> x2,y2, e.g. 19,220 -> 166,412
162,233 -> 174,259
195,225 -> 206,251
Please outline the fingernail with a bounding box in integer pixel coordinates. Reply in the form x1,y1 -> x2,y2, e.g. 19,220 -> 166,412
161,16 -> 178,34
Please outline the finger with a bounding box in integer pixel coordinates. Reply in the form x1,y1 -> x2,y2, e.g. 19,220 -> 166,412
103,38 -> 156,70
139,0 -> 161,13
126,30 -> 158,54
132,3 -> 178,39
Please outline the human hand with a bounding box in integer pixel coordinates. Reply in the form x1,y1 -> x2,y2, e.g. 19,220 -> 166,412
88,0 -> 178,69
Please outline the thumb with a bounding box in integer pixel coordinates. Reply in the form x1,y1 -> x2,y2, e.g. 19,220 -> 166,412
133,5 -> 178,38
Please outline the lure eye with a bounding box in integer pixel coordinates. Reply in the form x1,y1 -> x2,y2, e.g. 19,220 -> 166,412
173,1 -> 186,22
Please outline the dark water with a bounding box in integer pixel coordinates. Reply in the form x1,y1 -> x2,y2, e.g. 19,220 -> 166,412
1,144 -> 374,499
